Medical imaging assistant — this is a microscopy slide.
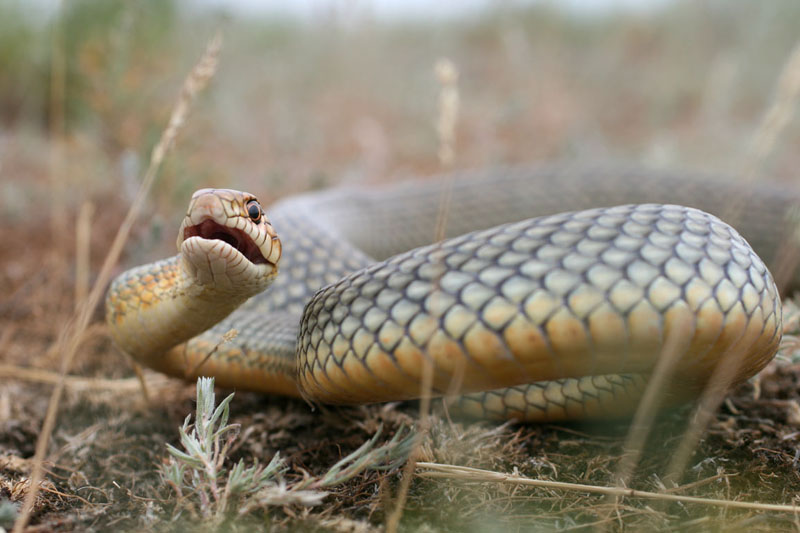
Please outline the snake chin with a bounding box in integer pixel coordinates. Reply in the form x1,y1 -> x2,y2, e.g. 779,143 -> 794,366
183,219 -> 273,266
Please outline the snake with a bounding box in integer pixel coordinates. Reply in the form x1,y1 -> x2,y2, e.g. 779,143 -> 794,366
105,163 -> 793,421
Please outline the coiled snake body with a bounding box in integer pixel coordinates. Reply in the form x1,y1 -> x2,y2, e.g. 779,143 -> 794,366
106,164 -> 792,421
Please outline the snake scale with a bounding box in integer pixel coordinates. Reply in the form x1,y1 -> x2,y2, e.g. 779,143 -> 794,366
106,163 -> 796,421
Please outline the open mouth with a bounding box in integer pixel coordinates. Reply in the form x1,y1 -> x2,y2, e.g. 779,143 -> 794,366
183,219 -> 270,265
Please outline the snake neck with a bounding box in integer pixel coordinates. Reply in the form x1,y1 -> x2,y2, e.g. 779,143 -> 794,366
106,254 -> 268,368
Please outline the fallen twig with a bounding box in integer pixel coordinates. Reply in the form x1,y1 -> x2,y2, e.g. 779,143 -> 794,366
415,462 -> 800,513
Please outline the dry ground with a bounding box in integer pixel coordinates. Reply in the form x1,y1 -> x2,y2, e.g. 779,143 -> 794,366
3,1 -> 800,531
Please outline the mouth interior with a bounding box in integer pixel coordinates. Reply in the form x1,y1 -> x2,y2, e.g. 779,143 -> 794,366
184,219 -> 269,265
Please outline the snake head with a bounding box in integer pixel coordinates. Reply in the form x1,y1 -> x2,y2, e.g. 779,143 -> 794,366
178,188 -> 282,292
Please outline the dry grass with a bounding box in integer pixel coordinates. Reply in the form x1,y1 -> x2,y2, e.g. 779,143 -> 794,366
10,30 -> 223,533
3,1 -> 800,531
416,462 -> 800,513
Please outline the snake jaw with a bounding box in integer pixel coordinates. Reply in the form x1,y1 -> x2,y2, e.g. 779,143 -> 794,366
183,219 -> 272,265
177,189 -> 281,291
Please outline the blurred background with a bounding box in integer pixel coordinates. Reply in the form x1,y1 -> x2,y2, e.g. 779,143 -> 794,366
2,0 -> 799,227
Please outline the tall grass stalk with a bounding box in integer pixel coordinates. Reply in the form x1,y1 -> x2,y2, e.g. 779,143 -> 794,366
12,32 -> 223,533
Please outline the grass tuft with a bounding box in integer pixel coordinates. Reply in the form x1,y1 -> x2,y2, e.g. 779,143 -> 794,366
161,377 -> 414,525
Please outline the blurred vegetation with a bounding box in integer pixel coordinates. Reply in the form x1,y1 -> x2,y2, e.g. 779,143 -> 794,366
1,0 -> 173,130
60,0 -> 177,149
0,1 -> 45,125
1,0 -> 799,239
0,0 -> 798,235
1,1 -> 798,170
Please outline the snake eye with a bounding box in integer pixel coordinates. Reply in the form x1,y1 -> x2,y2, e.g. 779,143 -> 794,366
246,201 -> 262,222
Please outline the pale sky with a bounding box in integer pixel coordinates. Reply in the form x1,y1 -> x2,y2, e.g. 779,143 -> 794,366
20,0 -> 674,22
192,0 -> 673,20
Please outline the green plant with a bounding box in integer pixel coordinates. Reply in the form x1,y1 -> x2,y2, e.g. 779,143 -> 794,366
161,377 -> 414,523
0,498 -> 18,531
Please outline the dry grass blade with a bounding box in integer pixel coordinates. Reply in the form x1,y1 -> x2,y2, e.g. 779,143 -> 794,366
11,31 -> 223,533
383,359 -> 432,533
48,0 -> 66,255
665,348 -> 754,485
723,39 -> 800,225
74,201 -> 94,309
612,313 -> 693,492
186,328 -> 239,378
745,40 -> 800,173
0,363 -> 171,392
415,462 -> 800,513
385,58 -> 461,533
435,57 -> 459,167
